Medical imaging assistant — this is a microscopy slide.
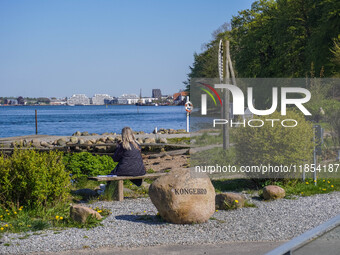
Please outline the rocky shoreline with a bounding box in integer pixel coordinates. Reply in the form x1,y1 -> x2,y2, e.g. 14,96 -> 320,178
0,128 -> 190,152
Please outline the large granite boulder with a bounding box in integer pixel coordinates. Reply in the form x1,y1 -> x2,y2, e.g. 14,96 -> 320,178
70,205 -> 102,224
215,193 -> 246,210
149,168 -> 215,224
263,185 -> 285,200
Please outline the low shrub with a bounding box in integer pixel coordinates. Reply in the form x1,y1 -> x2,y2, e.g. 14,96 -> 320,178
0,149 -> 70,208
63,152 -> 117,179
234,110 -> 314,183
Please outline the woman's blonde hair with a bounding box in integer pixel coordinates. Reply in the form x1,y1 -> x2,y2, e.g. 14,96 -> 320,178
121,127 -> 140,150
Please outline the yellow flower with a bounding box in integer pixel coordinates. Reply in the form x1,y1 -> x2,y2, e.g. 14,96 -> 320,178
323,180 -> 325,182
19,208 -> 22,211
305,182 -> 309,184
301,192 -> 304,195
7,213 -> 9,216
5,210 -> 8,212
4,224 -> 8,227
144,211 -> 146,213
331,185 -> 334,188
314,180 -> 316,183
55,216 -> 59,220
322,189 -> 326,191
327,181 -> 330,183
235,200 -> 239,203
0,227 -> 3,231
27,225 -> 31,227
14,212 -> 17,215
97,210 -> 102,213
60,216 -> 63,220
215,210 -> 218,212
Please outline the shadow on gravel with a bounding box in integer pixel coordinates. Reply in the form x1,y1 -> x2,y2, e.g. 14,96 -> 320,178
115,214 -> 167,225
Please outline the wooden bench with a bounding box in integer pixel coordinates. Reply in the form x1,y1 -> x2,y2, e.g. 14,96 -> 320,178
88,173 -> 167,201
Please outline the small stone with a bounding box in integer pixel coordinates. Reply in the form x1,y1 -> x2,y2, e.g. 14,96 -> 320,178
73,131 -> 81,136
215,193 -> 246,210
70,137 -> 78,144
159,138 -> 167,144
81,131 -> 89,136
70,205 -> 102,224
106,136 -> 115,143
57,138 -> 67,146
144,138 -> 156,144
169,129 -> 176,134
31,139 -> 41,147
263,185 -> 286,200
40,141 -> 51,148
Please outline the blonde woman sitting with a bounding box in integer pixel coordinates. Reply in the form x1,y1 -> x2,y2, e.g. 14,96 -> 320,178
110,127 -> 146,186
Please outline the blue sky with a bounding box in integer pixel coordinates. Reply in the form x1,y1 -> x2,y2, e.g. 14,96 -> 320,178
0,0 -> 254,98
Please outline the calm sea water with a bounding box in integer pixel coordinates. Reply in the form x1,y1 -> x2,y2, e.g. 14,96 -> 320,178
0,105 -> 187,138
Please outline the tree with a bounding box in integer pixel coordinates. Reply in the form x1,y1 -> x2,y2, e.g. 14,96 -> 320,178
37,97 -> 51,104
185,0 -> 340,81
17,96 -> 25,105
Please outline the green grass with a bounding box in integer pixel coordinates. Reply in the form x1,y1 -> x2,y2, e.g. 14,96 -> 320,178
212,178 -> 259,193
0,202 -> 111,235
123,180 -> 149,198
209,217 -> 226,223
212,177 -> 339,199
146,168 -> 155,173
167,137 -> 190,144
282,178 -> 340,197
244,200 -> 257,208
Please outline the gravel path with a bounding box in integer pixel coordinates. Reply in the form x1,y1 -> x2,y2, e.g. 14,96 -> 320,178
0,192 -> 339,255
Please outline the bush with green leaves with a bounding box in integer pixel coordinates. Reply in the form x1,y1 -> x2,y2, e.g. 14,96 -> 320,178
234,110 -> 314,182
0,149 -> 70,208
63,152 -> 117,179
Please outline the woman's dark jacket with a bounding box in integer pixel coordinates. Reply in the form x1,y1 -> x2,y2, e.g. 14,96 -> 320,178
111,142 -> 146,177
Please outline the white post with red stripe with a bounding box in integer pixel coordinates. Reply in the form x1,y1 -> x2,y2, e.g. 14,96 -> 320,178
185,96 -> 193,133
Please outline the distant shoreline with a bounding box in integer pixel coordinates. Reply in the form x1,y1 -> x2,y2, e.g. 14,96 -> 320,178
0,104 -> 182,107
